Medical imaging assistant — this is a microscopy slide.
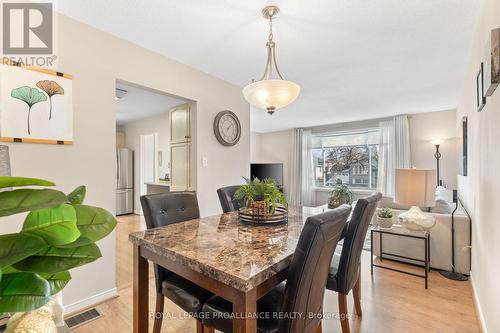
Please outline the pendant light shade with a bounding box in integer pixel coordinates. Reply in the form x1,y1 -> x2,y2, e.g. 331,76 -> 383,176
242,79 -> 300,115
243,6 -> 300,115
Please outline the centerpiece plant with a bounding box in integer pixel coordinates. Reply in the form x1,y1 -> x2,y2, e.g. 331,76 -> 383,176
328,184 -> 353,209
0,176 -> 117,314
233,178 -> 287,216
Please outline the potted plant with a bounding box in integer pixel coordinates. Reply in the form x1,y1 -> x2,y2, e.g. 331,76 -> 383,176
328,184 -> 353,209
234,178 -> 287,216
376,207 -> 394,229
0,176 -> 117,332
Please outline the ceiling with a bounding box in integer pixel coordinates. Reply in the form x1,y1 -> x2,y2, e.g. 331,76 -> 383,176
58,0 -> 480,133
115,82 -> 187,125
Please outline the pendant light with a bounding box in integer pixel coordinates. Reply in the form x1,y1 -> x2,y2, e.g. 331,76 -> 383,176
243,6 -> 300,115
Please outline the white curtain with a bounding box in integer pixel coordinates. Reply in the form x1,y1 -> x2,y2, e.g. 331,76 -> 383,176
377,115 -> 411,197
394,115 -> 411,168
289,129 -> 303,206
289,129 -> 315,206
301,130 -> 315,206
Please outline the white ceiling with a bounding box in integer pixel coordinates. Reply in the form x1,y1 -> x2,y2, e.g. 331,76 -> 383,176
115,82 -> 186,125
58,0 -> 480,133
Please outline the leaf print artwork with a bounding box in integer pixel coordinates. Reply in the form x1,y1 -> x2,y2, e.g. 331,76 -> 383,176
11,86 -> 48,135
36,80 -> 64,120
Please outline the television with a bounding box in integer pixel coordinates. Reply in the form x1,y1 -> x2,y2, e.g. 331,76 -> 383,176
250,163 -> 283,187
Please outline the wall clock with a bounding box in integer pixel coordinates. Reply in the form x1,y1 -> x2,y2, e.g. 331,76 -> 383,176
213,110 -> 241,146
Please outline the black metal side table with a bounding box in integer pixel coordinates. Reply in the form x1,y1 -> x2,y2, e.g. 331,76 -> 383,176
371,225 -> 431,289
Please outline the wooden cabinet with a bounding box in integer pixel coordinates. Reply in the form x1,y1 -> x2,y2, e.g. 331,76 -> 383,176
170,103 -> 191,144
170,103 -> 192,191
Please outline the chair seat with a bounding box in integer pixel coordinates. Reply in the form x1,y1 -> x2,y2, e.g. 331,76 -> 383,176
201,283 -> 285,333
161,273 -> 214,313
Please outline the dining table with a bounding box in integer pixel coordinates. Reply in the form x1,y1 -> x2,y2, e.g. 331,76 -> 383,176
129,205 -> 332,333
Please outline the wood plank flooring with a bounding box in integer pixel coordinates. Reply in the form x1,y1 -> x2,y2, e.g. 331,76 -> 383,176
72,214 -> 481,333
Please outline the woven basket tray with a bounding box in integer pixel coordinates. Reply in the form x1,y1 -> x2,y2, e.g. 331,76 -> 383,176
238,206 -> 288,226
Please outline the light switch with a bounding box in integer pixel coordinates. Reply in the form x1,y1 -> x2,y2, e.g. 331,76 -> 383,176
202,157 -> 208,167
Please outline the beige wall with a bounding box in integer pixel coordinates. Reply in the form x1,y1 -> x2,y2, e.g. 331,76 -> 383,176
1,14 -> 249,311
253,110 -> 459,206
456,0 -> 500,331
121,111 -> 173,214
408,110 -> 458,189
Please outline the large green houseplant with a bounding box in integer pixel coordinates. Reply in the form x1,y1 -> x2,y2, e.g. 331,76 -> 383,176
0,176 -> 117,314
234,178 -> 287,215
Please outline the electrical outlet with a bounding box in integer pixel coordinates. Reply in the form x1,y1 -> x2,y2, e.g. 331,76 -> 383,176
202,157 -> 208,167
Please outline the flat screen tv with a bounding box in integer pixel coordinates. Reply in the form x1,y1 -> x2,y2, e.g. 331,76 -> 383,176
250,163 -> 283,187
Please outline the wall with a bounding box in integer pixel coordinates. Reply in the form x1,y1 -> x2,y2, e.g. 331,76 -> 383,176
456,0 -> 500,331
408,110 -> 458,189
1,13 -> 250,312
121,111 -> 172,214
253,110 -> 459,207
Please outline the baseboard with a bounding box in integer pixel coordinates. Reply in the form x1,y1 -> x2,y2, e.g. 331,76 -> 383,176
470,273 -> 487,333
64,288 -> 118,315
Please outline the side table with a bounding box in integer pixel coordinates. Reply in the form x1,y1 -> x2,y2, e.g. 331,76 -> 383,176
371,225 -> 431,289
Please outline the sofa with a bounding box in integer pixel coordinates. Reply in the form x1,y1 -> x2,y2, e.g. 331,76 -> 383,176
372,187 -> 471,275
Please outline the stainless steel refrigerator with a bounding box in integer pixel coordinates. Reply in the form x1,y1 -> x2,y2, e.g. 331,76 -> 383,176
116,148 -> 134,215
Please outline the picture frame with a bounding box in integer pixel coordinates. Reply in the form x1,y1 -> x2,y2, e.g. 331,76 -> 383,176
484,28 -> 500,96
476,62 -> 486,112
0,61 -> 73,145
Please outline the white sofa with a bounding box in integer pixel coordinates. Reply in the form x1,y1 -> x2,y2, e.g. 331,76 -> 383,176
372,187 -> 471,274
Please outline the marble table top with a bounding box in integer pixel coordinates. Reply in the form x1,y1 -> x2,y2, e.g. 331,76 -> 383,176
129,206 -> 331,292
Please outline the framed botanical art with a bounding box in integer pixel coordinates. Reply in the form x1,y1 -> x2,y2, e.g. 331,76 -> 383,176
484,28 -> 500,96
0,62 -> 73,145
476,62 -> 486,112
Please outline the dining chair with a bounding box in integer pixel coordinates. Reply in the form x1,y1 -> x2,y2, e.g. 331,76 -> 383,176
216,185 -> 245,213
201,204 -> 352,333
140,191 -> 214,333
326,192 -> 382,333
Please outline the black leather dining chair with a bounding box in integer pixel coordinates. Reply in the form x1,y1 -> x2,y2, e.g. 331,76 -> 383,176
201,205 -> 352,333
140,191 -> 214,333
326,192 -> 382,333
217,185 -> 245,213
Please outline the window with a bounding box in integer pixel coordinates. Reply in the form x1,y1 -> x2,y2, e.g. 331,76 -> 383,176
312,130 -> 380,189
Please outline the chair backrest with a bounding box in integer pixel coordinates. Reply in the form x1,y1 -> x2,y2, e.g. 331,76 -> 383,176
279,205 -> 351,333
216,185 -> 245,213
140,191 -> 200,229
140,191 -> 200,293
336,192 -> 382,294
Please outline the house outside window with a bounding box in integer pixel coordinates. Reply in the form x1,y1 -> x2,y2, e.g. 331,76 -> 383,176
312,129 -> 380,189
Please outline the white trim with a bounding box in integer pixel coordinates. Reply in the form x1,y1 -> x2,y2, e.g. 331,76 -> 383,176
470,273 -> 487,333
64,288 -> 118,315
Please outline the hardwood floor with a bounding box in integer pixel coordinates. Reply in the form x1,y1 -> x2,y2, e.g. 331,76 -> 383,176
73,214 -> 481,333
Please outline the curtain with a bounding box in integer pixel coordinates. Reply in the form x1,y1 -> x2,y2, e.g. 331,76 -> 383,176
289,129 -> 315,206
301,130 -> 315,206
377,115 -> 412,197
377,120 -> 396,197
394,115 -> 411,168
289,129 -> 303,206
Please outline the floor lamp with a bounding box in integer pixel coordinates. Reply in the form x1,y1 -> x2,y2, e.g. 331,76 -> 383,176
432,140 -> 442,186
439,190 -> 469,281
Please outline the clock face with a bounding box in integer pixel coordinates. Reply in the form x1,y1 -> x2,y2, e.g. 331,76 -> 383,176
214,111 -> 241,146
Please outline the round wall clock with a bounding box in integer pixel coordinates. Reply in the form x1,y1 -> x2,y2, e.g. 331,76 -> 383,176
213,110 -> 241,146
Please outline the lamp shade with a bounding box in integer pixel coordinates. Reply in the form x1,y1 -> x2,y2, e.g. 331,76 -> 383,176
395,168 -> 436,207
242,79 -> 300,113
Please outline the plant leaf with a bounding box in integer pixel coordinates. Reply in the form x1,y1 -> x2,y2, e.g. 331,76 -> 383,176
39,271 -> 71,295
0,176 -> 55,189
13,244 -> 102,274
0,188 -> 67,217
61,205 -> 116,248
0,233 -> 47,268
67,185 -> 86,205
0,272 -> 51,312
22,204 -> 80,246
11,86 -> 47,107
36,80 -> 64,97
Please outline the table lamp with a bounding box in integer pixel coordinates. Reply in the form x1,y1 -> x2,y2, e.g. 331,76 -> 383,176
395,168 -> 436,231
